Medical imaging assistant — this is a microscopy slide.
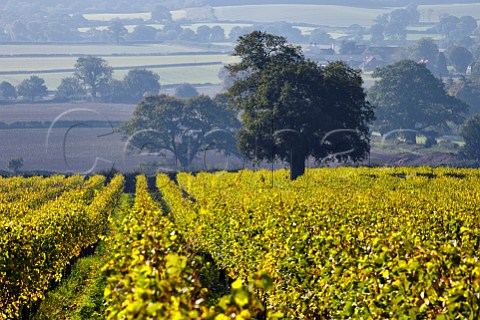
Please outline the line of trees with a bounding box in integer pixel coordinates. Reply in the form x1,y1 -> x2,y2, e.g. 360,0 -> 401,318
4,32 -> 480,176
0,56 -> 163,103
120,32 -> 480,179
0,76 -> 47,102
121,31 -> 376,180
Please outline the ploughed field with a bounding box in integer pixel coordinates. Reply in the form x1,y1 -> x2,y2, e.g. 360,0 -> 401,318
3,168 -> 480,318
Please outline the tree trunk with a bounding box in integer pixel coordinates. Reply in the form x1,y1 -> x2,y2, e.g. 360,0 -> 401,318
289,152 -> 306,181
403,131 -> 416,144
179,157 -> 190,171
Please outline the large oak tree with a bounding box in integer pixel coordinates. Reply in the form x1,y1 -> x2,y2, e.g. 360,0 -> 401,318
227,31 -> 374,180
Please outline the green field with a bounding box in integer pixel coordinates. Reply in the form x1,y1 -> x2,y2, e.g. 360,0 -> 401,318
115,64 -> 224,85
0,51 -> 236,89
329,32 -> 349,39
213,5 -> 393,27
171,9 -> 187,21
1,64 -> 225,89
0,43 -> 214,56
0,54 -> 233,72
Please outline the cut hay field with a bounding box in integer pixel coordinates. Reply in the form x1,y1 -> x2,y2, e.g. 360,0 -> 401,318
0,43 -> 213,56
80,3 -> 480,30
114,64 -> 225,86
83,12 -> 152,21
213,5 -> 392,26
1,64 -> 225,89
0,54 -> 233,72
83,5 -> 393,27
0,53 -> 234,89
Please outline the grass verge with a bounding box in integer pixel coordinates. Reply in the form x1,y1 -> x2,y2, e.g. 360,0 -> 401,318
31,193 -> 133,319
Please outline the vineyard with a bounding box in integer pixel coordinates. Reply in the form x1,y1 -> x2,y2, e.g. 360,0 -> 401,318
0,174 -> 124,319
3,168 -> 480,318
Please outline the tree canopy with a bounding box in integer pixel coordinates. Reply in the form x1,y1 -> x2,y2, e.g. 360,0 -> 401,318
368,60 -> 468,144
175,83 -> 199,99
0,81 -> 16,100
448,76 -> 480,115
151,5 -> 172,22
74,56 -> 112,99
108,20 -> 128,44
123,69 -> 160,103
309,29 -> 333,44
55,76 -> 85,101
227,31 -> 374,180
407,38 -> 439,74
445,46 -> 473,74
119,94 -> 240,170
460,114 -> 480,161
17,75 -> 48,101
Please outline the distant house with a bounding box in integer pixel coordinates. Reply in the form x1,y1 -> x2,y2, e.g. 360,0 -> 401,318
305,44 -> 335,56
305,45 -> 364,68
362,46 -> 403,64
312,54 -> 363,69
359,55 -> 386,72
466,64 -> 472,76
305,45 -> 403,71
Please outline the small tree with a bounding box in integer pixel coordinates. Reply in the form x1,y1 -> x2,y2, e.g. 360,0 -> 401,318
175,83 -> 199,99
309,29 -> 333,44
151,5 -> 172,22
55,77 -> 86,101
74,56 -> 113,99
449,76 -> 480,115
370,23 -> 385,43
99,79 -> 130,103
436,15 -> 460,39
8,157 -> 24,173
130,25 -> 158,41
123,69 -> 160,103
17,75 -> 48,101
108,20 -> 128,44
445,46 -> 473,73
460,114 -> 480,160
407,38 -> 439,73
0,81 -> 16,100
458,16 -> 477,36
